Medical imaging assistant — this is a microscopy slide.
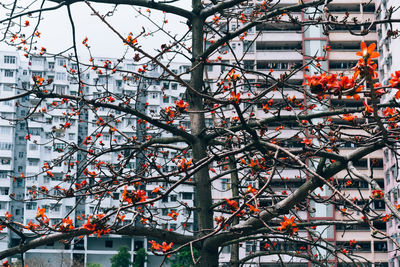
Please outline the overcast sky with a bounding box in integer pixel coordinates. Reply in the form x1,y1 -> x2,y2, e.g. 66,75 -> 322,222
0,1 -> 192,61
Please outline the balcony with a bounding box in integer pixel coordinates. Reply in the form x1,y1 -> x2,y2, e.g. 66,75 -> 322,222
252,50 -> 302,61
329,51 -> 359,61
329,32 -> 376,42
336,230 -> 372,241
0,179 -> 10,187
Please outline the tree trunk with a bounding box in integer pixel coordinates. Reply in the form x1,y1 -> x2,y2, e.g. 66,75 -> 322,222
228,156 -> 240,267
189,1 -> 218,265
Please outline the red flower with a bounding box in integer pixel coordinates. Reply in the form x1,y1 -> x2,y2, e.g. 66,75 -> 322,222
175,100 -> 189,111
82,219 -> 96,232
161,242 -> 173,253
390,71 -> 400,88
178,158 -> 192,171
246,203 -> 260,213
363,101 -> 373,114
60,217 -> 74,231
301,138 -> 312,146
36,207 -> 46,219
167,210 -> 179,221
371,190 -> 384,199
149,240 -> 161,251
230,91 -> 241,104
277,216 -> 298,236
356,42 -> 379,59
382,214 -> 391,222
224,198 -> 238,210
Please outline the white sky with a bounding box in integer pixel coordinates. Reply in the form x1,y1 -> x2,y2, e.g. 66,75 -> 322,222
0,1 -> 192,61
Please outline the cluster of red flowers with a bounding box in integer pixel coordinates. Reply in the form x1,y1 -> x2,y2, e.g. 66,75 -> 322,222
178,158 -> 192,171
304,72 -> 359,97
121,186 -> 148,204
371,189 -> 384,199
277,216 -> 298,236
304,42 -> 382,100
148,240 -> 173,253
82,214 -> 111,237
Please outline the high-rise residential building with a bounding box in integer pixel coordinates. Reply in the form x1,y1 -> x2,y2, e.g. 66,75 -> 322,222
376,1 -> 400,267
205,0 -> 387,266
0,51 -> 193,266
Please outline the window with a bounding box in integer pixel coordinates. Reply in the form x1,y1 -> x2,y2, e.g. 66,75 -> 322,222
243,41 -> 254,53
3,84 -> 12,91
55,85 -> 66,94
245,242 -> 256,253
170,195 -> 177,202
182,192 -> 192,200
4,56 -> 16,64
31,58 -> 43,65
374,241 -> 387,252
171,83 -> 178,90
16,179 -> 23,187
4,70 -> 14,77
0,127 -> 11,135
105,240 -> 113,248
56,73 -> 66,80
28,159 -> 39,166
0,159 -> 10,165
23,70 -> 28,75
51,204 -> 61,212
58,59 -> 66,67
48,62 -> 54,69
29,144 -> 38,151
65,206 -> 73,212
243,60 -> 254,70
26,202 -> 37,210
221,60 -> 229,72
221,178 -> 230,190
162,209 -> 169,216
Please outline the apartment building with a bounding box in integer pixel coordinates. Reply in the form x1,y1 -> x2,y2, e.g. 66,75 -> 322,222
375,0 -> 400,267
205,0 -> 387,266
0,51 -> 194,266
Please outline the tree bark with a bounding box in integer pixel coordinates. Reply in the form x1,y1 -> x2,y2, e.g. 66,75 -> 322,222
228,156 -> 239,267
189,1 -> 218,266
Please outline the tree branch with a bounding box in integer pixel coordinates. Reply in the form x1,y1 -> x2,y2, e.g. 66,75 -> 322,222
49,0 -> 193,19
0,225 -> 196,260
